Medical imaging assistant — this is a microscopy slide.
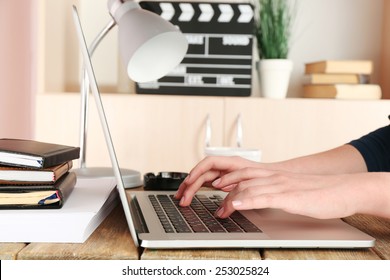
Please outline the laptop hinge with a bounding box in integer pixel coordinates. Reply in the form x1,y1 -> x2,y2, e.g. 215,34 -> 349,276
129,196 -> 149,233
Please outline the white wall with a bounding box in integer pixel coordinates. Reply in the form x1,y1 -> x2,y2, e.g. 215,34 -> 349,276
42,0 -> 385,98
286,0 -> 384,97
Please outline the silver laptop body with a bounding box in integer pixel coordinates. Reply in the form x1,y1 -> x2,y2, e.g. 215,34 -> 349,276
130,190 -> 374,248
72,6 -> 375,249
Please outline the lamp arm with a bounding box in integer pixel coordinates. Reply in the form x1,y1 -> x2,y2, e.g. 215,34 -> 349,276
79,19 -> 116,168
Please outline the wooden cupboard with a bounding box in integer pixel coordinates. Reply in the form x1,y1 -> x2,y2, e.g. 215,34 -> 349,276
36,94 -> 390,175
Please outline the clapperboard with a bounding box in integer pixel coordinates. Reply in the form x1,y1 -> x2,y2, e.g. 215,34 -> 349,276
137,1 -> 254,96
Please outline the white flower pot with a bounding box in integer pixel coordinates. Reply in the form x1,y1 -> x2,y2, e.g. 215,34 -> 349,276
258,59 -> 293,99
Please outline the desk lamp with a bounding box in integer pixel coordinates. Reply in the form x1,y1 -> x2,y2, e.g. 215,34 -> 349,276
74,0 -> 188,187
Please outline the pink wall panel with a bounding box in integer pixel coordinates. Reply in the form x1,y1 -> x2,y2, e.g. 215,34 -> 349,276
0,0 -> 36,139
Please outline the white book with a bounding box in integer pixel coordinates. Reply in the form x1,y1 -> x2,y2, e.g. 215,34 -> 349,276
0,177 -> 118,243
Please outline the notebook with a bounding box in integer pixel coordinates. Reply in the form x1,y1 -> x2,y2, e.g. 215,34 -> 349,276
72,6 -> 375,249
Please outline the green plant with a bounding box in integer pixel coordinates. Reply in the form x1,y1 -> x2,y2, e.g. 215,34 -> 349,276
256,0 -> 292,59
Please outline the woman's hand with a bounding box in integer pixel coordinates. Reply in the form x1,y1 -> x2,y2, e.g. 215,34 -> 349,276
175,156 -> 261,205
176,156 -> 390,219
212,170 -> 366,219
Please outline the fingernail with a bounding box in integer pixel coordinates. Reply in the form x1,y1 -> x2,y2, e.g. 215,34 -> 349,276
215,206 -> 224,218
232,200 -> 242,208
212,178 -> 221,187
179,195 -> 186,205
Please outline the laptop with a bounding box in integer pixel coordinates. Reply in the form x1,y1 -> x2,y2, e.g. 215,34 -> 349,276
72,6 -> 375,249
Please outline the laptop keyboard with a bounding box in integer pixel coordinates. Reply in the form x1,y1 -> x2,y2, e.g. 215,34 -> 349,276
148,194 -> 262,234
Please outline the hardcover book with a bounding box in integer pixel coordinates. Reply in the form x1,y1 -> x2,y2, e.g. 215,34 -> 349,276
0,171 -> 76,209
305,60 -> 373,75
303,84 -> 382,100
0,139 -> 80,169
303,73 -> 370,85
0,161 -> 73,184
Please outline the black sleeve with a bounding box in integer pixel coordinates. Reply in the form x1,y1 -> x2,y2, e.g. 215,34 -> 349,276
349,125 -> 390,172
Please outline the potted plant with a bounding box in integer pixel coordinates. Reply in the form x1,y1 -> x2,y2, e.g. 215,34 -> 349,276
256,0 -> 294,98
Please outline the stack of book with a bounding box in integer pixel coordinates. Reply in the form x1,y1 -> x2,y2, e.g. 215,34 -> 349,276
0,138 -> 80,209
303,60 -> 382,99
0,139 -> 120,243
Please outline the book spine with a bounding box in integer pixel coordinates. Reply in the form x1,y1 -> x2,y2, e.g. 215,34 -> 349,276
56,172 -> 77,207
42,148 -> 80,168
53,161 -> 73,181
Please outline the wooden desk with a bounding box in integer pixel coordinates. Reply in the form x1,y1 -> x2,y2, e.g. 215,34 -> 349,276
1,205 -> 390,260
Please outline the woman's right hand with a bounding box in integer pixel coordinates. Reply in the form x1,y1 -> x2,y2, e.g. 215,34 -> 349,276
175,156 -> 261,206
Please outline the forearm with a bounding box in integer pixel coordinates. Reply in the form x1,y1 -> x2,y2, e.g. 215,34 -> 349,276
264,125 -> 390,175
264,144 -> 367,175
350,172 -> 390,219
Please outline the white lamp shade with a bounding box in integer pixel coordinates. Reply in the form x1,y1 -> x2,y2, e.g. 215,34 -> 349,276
114,4 -> 188,83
